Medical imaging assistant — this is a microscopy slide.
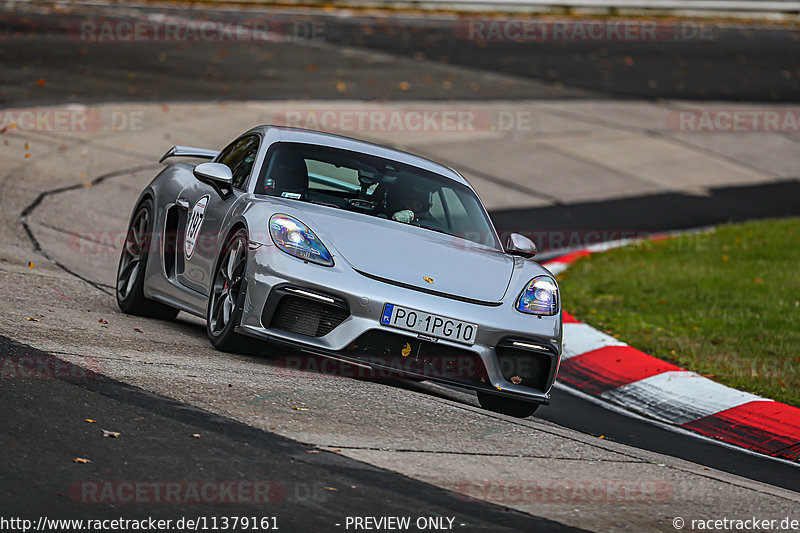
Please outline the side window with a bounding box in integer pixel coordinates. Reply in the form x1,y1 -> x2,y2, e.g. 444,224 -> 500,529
216,135 -> 260,190
441,187 -> 469,218
441,186 -> 494,245
429,190 -> 447,224
441,187 -> 470,231
305,160 -> 361,192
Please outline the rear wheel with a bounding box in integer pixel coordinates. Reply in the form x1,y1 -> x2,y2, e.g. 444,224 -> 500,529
116,198 -> 179,320
477,392 -> 539,418
206,229 -> 259,353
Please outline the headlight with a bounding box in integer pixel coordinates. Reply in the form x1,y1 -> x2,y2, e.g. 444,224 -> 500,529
516,276 -> 559,315
269,214 -> 333,266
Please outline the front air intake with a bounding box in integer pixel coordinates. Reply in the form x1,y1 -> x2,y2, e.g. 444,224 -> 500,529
495,340 -> 554,391
266,292 -> 349,337
261,286 -> 350,337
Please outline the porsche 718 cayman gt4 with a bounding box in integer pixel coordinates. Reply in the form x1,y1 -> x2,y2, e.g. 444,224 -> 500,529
116,126 -> 562,417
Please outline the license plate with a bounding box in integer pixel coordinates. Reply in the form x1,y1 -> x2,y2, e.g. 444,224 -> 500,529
380,303 -> 478,345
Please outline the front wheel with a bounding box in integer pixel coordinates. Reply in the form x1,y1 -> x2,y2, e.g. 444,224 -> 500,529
477,392 -> 539,418
116,198 -> 179,320
206,229 -> 258,353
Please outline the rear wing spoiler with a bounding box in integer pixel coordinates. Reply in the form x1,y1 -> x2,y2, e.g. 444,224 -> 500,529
159,145 -> 220,163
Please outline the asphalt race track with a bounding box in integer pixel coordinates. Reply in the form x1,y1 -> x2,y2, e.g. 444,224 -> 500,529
1,2 -> 799,531
3,1 -> 800,105
0,335 -> 582,531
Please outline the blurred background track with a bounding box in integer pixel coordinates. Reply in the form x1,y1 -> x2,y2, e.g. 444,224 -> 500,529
1,0 -> 799,105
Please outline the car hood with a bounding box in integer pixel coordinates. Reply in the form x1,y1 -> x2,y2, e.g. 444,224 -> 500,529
299,206 -> 514,303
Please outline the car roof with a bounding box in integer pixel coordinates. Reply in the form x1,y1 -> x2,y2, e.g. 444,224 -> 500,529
248,125 -> 471,188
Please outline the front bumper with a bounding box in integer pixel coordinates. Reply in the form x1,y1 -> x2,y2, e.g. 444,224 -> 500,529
236,243 -> 562,404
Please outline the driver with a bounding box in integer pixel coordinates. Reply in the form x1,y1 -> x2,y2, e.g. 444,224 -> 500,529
390,184 -> 435,224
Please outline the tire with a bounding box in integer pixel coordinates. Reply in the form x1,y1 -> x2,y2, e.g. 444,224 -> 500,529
116,198 -> 180,320
206,228 -> 260,353
477,391 -> 539,418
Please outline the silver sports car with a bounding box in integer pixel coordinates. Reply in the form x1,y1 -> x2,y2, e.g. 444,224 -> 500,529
117,126 -> 562,417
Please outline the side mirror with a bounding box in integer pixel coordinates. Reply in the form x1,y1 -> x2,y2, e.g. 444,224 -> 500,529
194,162 -> 233,198
505,233 -> 537,258
194,162 -> 232,187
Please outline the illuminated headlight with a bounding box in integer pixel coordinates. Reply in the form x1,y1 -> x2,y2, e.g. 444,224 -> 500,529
516,276 -> 559,315
269,214 -> 333,266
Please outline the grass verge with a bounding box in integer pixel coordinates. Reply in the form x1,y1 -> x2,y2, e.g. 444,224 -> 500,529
559,217 -> 800,407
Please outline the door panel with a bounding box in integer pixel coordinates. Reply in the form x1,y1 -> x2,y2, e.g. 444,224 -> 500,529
175,135 -> 260,295
176,182 -> 227,294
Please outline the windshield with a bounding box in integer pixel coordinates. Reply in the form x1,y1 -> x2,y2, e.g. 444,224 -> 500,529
255,142 -> 500,249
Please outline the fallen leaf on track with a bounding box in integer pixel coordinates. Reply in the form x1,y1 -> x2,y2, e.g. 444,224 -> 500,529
72,457 -> 91,464
292,405 -> 309,411
25,317 -> 40,322
84,419 -> 95,423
